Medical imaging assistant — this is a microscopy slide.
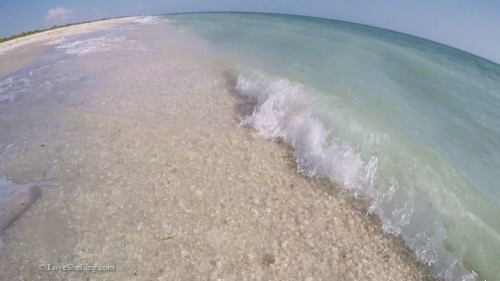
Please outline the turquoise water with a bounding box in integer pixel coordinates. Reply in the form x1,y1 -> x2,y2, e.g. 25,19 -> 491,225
164,13 -> 500,281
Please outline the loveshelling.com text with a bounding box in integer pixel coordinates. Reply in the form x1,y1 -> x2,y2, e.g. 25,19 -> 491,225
40,264 -> 116,272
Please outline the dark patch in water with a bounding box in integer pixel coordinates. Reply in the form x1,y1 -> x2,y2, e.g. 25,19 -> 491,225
0,186 -> 41,232
262,253 -> 275,266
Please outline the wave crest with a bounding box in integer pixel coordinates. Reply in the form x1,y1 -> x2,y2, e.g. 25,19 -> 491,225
234,69 -> 481,281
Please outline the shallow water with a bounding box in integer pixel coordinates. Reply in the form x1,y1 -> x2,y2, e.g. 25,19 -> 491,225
0,16 -> 434,281
0,13 -> 498,281
164,13 -> 500,281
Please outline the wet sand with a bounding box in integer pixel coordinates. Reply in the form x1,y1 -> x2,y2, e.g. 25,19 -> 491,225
0,17 -> 139,56
0,19 -> 434,280
0,17 -> 139,78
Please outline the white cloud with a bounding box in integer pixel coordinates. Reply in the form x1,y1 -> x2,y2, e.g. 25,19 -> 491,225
44,7 -> 75,25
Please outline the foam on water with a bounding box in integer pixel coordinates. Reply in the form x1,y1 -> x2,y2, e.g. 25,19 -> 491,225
134,16 -> 164,25
166,13 -> 500,280
236,72 -> 377,193
56,34 -> 150,56
1,12 -> 498,280
0,24 -> 152,106
0,61 -> 86,106
0,75 -> 31,104
234,69 -> 488,281
0,66 -> 51,104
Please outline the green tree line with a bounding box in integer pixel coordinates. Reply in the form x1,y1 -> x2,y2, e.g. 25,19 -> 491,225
0,19 -> 113,44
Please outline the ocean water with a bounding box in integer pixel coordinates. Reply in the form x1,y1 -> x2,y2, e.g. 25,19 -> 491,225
161,13 -> 500,281
0,13 -> 498,281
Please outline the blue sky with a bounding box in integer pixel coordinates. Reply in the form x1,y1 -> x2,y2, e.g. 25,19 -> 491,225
1,0 -> 499,63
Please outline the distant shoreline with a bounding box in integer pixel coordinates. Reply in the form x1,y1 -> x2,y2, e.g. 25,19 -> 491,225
0,16 -> 139,56
0,21 -> 100,44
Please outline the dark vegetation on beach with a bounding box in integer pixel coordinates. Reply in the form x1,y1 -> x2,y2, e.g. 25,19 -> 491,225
0,23 -> 84,44
0,17 -> 123,44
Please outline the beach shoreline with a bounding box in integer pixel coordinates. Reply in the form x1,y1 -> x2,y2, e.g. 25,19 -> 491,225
0,18 -> 436,280
0,17 -> 140,56
0,17 -> 140,80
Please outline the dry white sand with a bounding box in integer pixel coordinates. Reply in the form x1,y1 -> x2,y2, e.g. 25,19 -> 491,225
0,20 -> 434,281
0,17 -> 140,56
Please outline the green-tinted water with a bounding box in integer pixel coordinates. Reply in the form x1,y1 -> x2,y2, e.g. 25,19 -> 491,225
165,13 -> 500,281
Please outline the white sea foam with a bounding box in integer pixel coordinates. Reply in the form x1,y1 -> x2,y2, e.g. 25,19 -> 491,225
56,34 -> 150,56
236,71 -> 379,195
235,70 -> 480,281
0,76 -> 30,104
135,16 -> 163,25
0,63 -> 79,105
0,144 -> 13,159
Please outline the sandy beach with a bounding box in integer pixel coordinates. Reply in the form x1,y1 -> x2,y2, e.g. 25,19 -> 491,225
0,17 -> 140,55
0,17 -> 140,78
0,18 -> 434,281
